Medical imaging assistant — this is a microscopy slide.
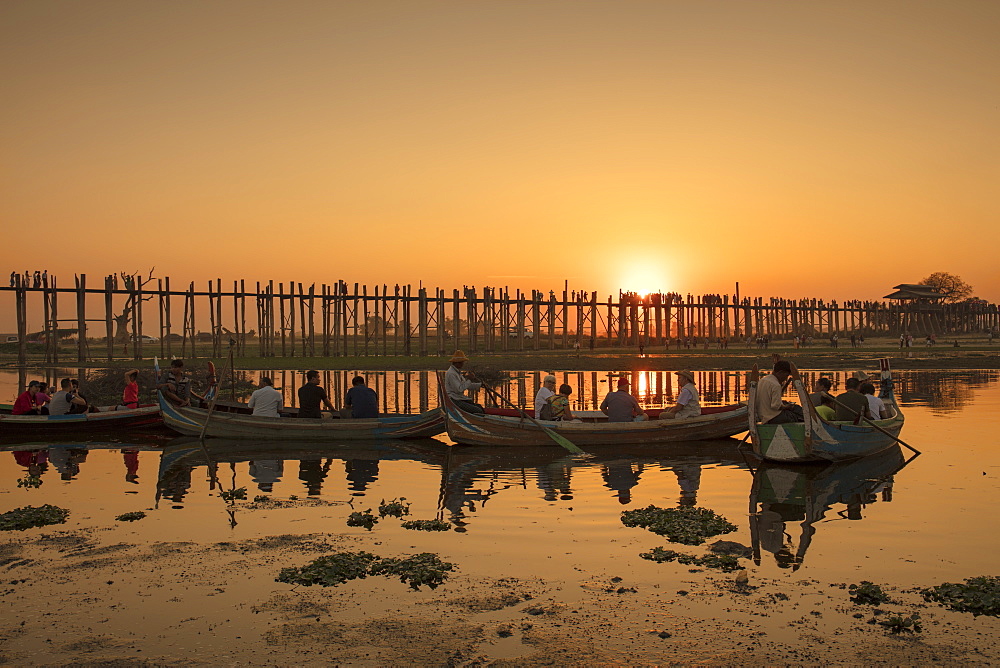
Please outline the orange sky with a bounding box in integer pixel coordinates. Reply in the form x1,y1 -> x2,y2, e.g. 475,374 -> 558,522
2,0 -> 998,305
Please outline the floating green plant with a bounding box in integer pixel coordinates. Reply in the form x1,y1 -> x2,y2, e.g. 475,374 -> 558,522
1,504 -> 69,531
378,497 -> 411,518
17,475 -> 42,489
276,551 -> 379,587
621,506 -> 737,545
878,612 -> 922,634
347,510 -> 378,530
639,547 -> 743,572
849,581 -> 891,606
921,576 -> 1000,617
115,511 -> 146,522
220,487 -> 247,502
368,553 -> 456,590
401,519 -> 451,532
276,550 -> 456,590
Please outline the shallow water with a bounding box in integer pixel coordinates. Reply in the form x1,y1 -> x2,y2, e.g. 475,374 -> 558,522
2,368 -> 997,592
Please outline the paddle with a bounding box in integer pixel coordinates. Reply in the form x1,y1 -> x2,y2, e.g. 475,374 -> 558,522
197,340 -> 235,441
469,372 -> 583,454
822,393 -> 920,455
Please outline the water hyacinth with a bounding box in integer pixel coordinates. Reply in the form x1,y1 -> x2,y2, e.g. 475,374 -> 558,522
639,547 -> 743,572
921,576 -> 1000,617
401,519 -> 452,532
621,506 -> 737,545
1,504 -> 70,531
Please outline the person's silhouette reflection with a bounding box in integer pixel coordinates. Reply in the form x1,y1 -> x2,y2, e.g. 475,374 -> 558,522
250,459 -> 284,493
122,449 -> 139,484
602,462 -> 643,504
345,460 -> 379,496
298,458 -> 332,496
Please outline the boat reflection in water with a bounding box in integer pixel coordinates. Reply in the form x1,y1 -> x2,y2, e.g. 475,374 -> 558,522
153,438 -> 746,530
748,445 -> 914,571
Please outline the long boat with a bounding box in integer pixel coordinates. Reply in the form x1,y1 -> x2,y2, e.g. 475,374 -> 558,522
746,358 -> 905,463
438,373 -> 749,447
158,392 -> 445,440
0,404 -> 163,435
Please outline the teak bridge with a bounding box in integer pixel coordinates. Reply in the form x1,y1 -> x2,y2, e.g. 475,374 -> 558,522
2,274 -> 997,364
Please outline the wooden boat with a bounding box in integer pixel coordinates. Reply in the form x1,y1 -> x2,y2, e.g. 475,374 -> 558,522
438,372 -> 749,447
747,358 -> 905,463
0,403 -> 162,435
158,392 -> 445,441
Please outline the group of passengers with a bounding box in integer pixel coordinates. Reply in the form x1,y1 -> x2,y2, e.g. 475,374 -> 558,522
755,360 -> 892,425
13,378 -> 89,416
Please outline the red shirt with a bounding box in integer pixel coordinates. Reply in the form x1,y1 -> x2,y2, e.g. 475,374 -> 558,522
123,381 -> 139,407
12,391 -> 37,415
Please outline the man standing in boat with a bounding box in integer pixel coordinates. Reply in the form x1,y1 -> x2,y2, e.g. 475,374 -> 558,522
755,360 -> 804,424
445,351 -> 484,414
298,370 -> 336,418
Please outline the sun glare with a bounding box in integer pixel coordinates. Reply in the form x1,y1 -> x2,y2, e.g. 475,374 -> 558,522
619,265 -> 670,297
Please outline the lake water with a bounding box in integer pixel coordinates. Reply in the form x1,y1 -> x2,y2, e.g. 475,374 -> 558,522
2,368 -> 997,591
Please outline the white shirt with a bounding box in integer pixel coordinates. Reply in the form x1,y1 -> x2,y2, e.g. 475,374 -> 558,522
866,394 -> 887,420
445,365 -> 480,401
755,374 -> 785,424
534,386 -> 555,418
248,385 -> 283,417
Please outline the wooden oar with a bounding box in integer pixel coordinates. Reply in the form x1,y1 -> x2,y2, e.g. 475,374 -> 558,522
198,341 -> 235,441
823,393 -> 921,456
470,373 -> 583,454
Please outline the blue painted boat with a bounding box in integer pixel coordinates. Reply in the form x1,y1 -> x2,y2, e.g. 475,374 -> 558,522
747,358 -> 905,463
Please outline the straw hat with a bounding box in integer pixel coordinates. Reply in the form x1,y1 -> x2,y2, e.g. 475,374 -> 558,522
450,350 -> 470,363
853,370 -> 870,382
675,370 -> 696,384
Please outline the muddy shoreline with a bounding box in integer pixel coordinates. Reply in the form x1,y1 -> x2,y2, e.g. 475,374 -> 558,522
1,522 -> 997,666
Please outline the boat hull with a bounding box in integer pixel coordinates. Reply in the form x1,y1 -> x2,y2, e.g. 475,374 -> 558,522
159,393 -> 444,440
437,374 -> 748,447
0,405 -> 163,435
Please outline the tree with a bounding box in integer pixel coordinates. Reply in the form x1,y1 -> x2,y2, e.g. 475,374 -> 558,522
921,272 -> 973,303
112,268 -> 156,343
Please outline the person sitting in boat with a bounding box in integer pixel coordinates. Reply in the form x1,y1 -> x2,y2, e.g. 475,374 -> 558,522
600,377 -> 646,422
248,376 -> 283,417
12,381 -> 41,415
67,378 -> 91,413
121,369 -> 140,409
158,359 -> 192,408
48,378 -> 88,415
546,384 -> 579,422
833,377 -> 871,422
534,374 -> 557,418
859,381 -> 890,419
298,369 -> 336,418
755,361 -> 804,424
660,370 -> 701,420
345,375 -> 378,418
445,350 -> 484,414
35,382 -> 51,414
807,377 -> 836,421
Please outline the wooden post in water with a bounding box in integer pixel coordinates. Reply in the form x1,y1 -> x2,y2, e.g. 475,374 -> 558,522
135,278 -> 144,360
418,287 -> 428,356
76,274 -> 87,363
15,282 -> 27,367
104,277 -> 113,361
162,276 -> 171,359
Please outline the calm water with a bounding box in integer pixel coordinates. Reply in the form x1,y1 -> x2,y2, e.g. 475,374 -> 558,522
1,369 -> 998,591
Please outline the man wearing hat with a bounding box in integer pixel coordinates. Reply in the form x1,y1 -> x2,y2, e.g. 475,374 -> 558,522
12,381 -> 42,415
445,351 -> 484,414
600,377 -> 645,422
248,376 -> 283,417
660,370 -> 701,420
534,374 -> 557,419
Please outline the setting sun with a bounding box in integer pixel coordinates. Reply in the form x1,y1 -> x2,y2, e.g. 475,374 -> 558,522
619,263 -> 671,298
